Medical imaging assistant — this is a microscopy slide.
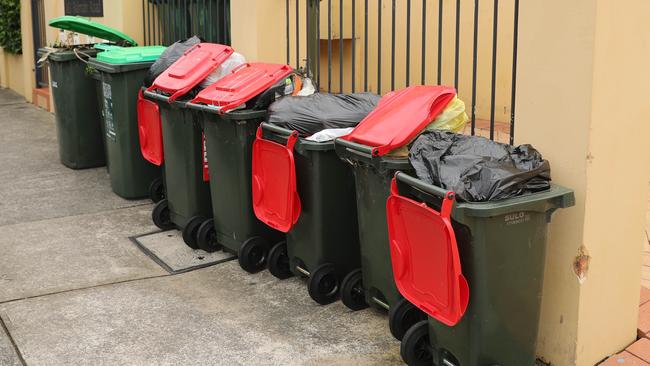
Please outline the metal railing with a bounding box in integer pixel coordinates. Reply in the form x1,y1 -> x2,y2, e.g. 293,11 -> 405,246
286,0 -> 520,143
142,0 -> 231,46
31,0 -> 49,88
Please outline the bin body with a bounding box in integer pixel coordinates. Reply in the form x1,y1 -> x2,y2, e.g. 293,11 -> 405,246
89,60 -> 161,199
261,127 -> 361,277
159,103 -> 212,228
202,111 -> 283,253
41,48 -> 106,169
334,141 -> 411,309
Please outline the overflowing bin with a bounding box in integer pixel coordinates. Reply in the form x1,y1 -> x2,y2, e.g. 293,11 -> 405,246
142,43 -> 235,248
251,122 -> 361,305
187,63 -> 292,273
334,86 -> 456,340
391,170 -> 574,366
40,16 -> 138,169
88,46 -> 166,199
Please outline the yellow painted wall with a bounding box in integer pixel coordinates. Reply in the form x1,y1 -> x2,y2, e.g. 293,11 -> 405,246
516,0 -> 650,364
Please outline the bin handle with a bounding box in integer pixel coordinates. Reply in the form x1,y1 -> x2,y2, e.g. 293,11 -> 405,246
256,125 -> 298,150
393,172 -> 456,218
335,138 -> 375,159
143,90 -> 171,104
261,122 -> 295,138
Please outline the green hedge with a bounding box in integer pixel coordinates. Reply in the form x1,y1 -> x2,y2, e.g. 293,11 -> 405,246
0,0 -> 21,54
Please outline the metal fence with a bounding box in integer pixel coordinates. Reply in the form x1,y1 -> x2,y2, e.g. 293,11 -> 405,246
31,0 -> 48,88
286,0 -> 520,143
142,0 -> 231,46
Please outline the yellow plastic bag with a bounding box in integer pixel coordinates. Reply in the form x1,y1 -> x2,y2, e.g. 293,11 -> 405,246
424,96 -> 469,133
386,96 -> 469,158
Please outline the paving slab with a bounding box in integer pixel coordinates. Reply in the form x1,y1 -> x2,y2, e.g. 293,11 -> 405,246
133,230 -> 235,273
0,321 -> 21,366
0,88 -> 25,106
0,205 -> 167,302
0,262 -> 403,366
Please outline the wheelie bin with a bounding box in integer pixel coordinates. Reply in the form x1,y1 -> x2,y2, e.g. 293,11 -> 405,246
251,122 -> 361,306
142,43 -> 235,248
187,63 -> 293,273
87,46 -> 166,199
40,17 -> 138,169
334,85 -> 456,340
390,173 -> 574,366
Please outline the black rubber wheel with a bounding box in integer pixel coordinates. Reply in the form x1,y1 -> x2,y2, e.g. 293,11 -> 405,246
340,269 -> 369,311
307,263 -> 340,305
152,199 -> 174,230
182,216 -> 207,249
389,298 -> 428,341
148,177 -> 165,203
267,241 -> 293,279
400,320 -> 433,366
196,219 -> 221,253
238,237 -> 270,273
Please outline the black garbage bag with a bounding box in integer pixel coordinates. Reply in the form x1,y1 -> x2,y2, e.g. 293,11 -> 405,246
267,92 -> 381,136
143,36 -> 202,87
409,131 -> 551,202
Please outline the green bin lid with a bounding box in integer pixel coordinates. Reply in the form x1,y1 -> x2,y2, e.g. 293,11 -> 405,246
48,16 -> 138,46
93,44 -> 123,51
96,46 -> 166,64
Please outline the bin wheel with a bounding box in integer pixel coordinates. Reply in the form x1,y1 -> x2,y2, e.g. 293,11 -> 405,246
268,241 -> 293,279
148,177 -> 165,203
196,219 -> 222,253
340,269 -> 369,311
182,216 -> 207,249
307,263 -> 340,305
389,298 -> 428,341
400,320 -> 433,366
238,237 -> 270,273
152,199 -> 174,230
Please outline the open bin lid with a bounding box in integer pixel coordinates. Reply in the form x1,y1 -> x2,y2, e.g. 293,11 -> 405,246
48,16 -> 138,46
386,173 -> 469,327
148,43 -> 234,102
252,126 -> 301,233
341,86 -> 456,156
190,63 -> 293,113
96,46 -> 166,64
137,90 -> 164,166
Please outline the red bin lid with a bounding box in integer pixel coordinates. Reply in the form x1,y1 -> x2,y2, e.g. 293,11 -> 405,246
252,128 -> 301,233
190,63 -> 293,113
137,90 -> 164,166
386,177 -> 469,326
148,43 -> 234,102
342,85 -> 456,156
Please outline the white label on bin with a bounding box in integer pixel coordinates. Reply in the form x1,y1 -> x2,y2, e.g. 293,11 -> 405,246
102,82 -> 116,142
52,81 -> 58,88
504,212 -> 530,226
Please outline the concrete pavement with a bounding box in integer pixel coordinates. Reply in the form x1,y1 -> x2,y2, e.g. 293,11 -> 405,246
0,88 -> 401,366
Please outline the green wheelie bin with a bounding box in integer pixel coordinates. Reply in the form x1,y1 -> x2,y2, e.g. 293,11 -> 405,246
187,62 -> 293,273
142,43 -> 235,248
88,46 -> 166,199
390,171 -> 574,366
251,122 -> 361,306
334,86 -> 459,340
40,16 -> 139,169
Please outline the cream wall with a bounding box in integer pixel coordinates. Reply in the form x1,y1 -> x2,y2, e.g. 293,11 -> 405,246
516,0 -> 650,365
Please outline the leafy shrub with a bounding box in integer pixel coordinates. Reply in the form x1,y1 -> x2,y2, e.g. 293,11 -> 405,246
0,0 -> 22,54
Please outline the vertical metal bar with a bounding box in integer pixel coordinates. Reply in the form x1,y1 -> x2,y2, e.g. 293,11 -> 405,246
454,0 -> 460,90
340,0 -> 344,92
377,0 -> 382,94
317,0 -> 321,88
489,0 -> 499,140
352,0 -> 356,93
296,0 -> 301,69
286,0 -> 290,65
390,0 -> 396,91
155,0 -> 160,45
510,0 -> 520,145
142,0 -> 146,45
307,0 -> 319,81
405,0 -> 411,87
307,0 -> 311,76
328,0 -> 332,92
364,0 -> 368,92
421,0 -> 426,85
437,0 -> 442,85
470,0 -> 479,136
